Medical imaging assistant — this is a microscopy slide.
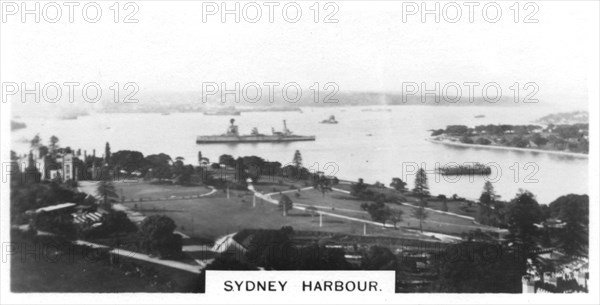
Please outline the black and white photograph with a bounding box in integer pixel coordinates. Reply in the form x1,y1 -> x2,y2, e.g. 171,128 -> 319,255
0,0 -> 598,303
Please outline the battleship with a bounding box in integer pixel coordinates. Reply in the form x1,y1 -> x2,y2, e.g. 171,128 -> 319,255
196,119 -> 316,144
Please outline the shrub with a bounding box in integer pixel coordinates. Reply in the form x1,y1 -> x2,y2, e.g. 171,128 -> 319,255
460,136 -> 474,144
102,210 -> 137,236
475,137 -> 492,145
139,215 -> 182,259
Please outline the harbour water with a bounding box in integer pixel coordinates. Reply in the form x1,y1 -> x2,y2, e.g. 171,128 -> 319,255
11,105 -> 588,204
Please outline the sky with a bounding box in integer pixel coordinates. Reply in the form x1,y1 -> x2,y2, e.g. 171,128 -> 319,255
1,1 -> 598,109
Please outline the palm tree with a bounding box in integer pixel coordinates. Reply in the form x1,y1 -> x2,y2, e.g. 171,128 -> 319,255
97,179 -> 118,209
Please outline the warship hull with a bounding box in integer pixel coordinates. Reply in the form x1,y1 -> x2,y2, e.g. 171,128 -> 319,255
196,135 -> 315,144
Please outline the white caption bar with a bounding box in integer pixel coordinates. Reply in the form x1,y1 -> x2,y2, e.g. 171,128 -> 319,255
206,270 -> 395,296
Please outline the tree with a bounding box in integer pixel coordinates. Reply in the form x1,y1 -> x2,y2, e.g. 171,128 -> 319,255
475,137 -> 491,145
412,201 -> 428,232
531,133 -> 548,146
102,210 -> 137,237
219,154 -> 236,167
351,178 -> 369,197
361,197 -> 391,225
511,136 -> 528,148
139,215 -> 182,258
505,190 -> 542,246
60,146 -> 73,154
480,181 -> 497,205
246,163 -> 262,182
243,156 -> 266,182
390,177 -> 407,192
104,142 -> 111,163
432,242 -> 525,293
361,246 -> 397,270
151,165 -> 172,181
479,181 -> 500,209
145,153 -> 172,180
97,179 -> 118,209
49,135 -> 59,156
235,157 -> 248,183
445,125 -> 469,136
431,129 -> 444,136
292,150 -> 302,169
30,134 -> 41,148
246,228 -> 295,269
38,145 -> 49,158
413,168 -> 430,198
479,181 -> 498,223
278,194 -> 293,216
112,150 -> 147,172
313,173 -> 332,197
175,165 -> 194,186
460,136 -> 474,144
389,209 -> 404,229
550,194 -> 588,256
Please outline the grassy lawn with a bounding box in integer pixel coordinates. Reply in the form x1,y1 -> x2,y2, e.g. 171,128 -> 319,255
424,199 -> 480,219
272,189 -> 496,235
276,189 -> 368,214
115,181 -> 213,201
120,189 -> 430,242
251,178 -> 310,194
112,179 -> 494,243
10,234 -> 199,292
332,181 -> 481,219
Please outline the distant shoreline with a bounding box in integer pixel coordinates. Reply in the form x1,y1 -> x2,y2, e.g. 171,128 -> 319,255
427,138 -> 588,159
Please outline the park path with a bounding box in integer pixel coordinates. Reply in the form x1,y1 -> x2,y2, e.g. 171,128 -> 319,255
73,239 -> 203,273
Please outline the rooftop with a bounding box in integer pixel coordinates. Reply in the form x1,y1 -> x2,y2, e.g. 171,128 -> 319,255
35,203 -> 77,213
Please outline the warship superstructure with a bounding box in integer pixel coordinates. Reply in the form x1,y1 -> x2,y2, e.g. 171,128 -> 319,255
196,119 -> 316,144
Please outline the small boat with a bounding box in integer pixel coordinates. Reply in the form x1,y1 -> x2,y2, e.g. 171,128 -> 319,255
474,114 -> 485,118
320,115 -> 338,124
204,107 -> 241,116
